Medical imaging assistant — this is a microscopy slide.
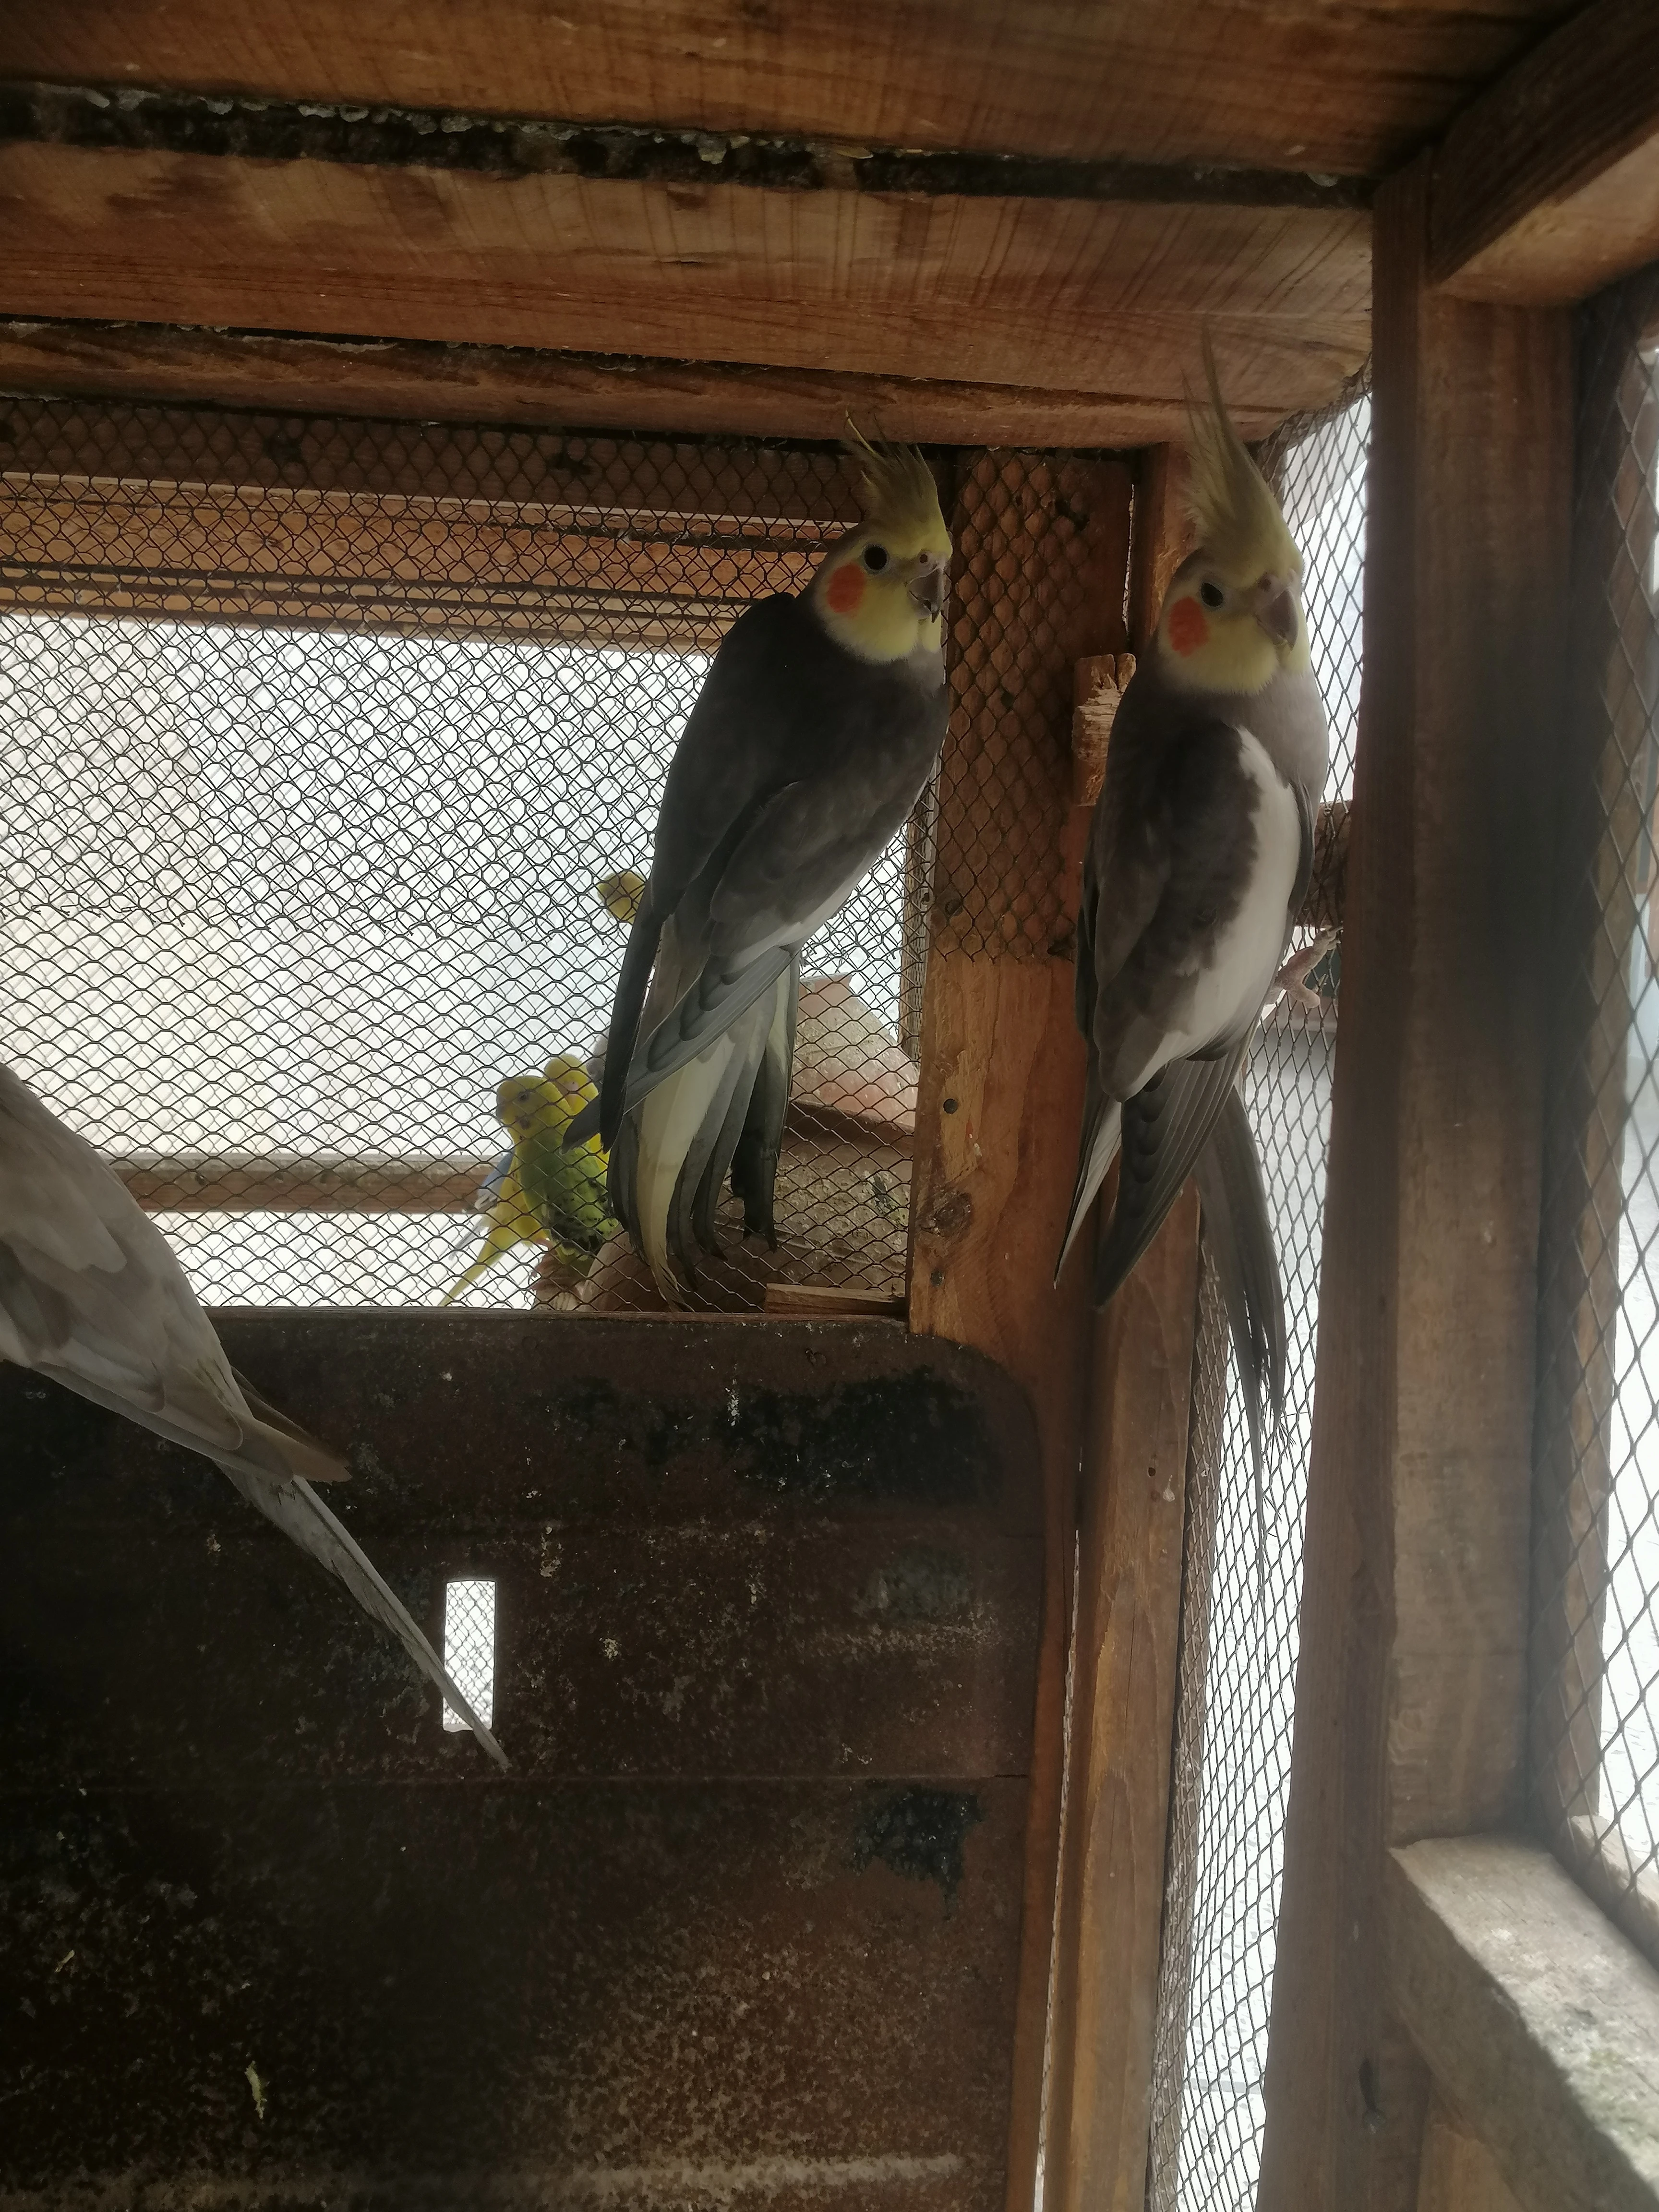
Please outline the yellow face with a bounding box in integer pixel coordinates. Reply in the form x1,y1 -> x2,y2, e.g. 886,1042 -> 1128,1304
496,1073 -> 560,1138
1157,550 -> 1311,697
812,516 -> 953,664
542,1053 -> 596,1105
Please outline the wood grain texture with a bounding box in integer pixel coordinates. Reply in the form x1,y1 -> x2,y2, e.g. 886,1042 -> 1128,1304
1126,445 -> 1191,652
1390,1837 -> 1659,2212
0,142 -> 1371,416
1431,0 -> 1659,304
1530,297 -> 1659,1864
0,1 -> 1572,179
1044,1190 -> 1203,2212
908,453 -> 1133,2209
0,316 -> 1286,448
1415,2089 -> 1526,2212
1257,156 -> 1572,2212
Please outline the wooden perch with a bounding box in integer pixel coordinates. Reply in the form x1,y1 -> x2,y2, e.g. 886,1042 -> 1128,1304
113,1153 -> 491,1214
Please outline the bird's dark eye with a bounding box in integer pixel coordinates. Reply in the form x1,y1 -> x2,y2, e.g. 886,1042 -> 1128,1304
1199,580 -> 1225,608
863,544 -> 890,573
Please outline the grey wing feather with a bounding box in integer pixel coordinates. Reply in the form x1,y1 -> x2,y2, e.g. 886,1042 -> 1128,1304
219,1464 -> 507,1770
0,1062 -> 505,1767
1092,1049 -> 1247,1307
1192,1084 -> 1287,1479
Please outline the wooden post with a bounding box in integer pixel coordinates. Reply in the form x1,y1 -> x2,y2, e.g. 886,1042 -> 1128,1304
1038,444 -> 1207,2210
1043,1193 -> 1203,2211
908,447 -> 1133,2210
1256,155 -> 1572,2211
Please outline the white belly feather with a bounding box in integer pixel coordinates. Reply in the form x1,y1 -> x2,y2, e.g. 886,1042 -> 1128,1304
1154,728 -> 1301,1069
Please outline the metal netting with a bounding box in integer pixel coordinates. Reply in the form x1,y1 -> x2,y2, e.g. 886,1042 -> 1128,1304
0,399 -> 1002,1313
1145,384 -> 1370,2210
1531,263 -> 1659,1967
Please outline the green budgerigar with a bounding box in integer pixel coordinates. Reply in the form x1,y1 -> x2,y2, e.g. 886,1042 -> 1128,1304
512,1054 -> 616,1279
444,1055 -> 616,1303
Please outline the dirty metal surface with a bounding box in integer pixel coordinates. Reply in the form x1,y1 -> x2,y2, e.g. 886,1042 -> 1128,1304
0,1318 -> 1042,2209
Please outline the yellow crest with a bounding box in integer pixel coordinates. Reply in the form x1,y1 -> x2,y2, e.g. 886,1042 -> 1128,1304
1185,340 -> 1300,586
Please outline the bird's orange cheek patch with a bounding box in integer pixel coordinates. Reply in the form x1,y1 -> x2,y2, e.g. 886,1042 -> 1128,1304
1167,596 -> 1208,656
826,563 -> 866,614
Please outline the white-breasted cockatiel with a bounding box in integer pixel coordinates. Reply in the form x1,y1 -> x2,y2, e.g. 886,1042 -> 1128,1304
1058,363 -> 1330,1472
0,1063 -> 506,1767
576,435 -> 951,1302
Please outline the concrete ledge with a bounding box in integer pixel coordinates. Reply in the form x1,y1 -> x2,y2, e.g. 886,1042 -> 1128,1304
1389,1835 -> 1659,2212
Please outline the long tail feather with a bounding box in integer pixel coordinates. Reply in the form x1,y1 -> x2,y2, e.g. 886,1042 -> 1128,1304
597,890 -> 665,1148
731,959 -> 798,1243
1193,1086 -> 1287,1600
1054,1084 -> 1121,1284
1093,1051 -> 1245,1308
218,1463 -> 508,1770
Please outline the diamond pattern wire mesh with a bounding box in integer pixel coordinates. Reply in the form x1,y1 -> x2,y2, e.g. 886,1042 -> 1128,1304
1531,264 -> 1659,1965
0,397 -> 986,1312
1146,383 -> 1370,2211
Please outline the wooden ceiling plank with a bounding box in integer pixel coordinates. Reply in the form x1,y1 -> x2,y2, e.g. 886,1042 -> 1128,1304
1430,0 -> 1659,304
0,318 -> 1282,448
0,144 -> 1371,418
0,0 -> 1575,180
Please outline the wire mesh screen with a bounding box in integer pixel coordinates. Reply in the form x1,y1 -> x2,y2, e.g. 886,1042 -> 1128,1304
1145,384 -> 1370,2210
1531,264 -> 1659,1966
0,398 -> 965,1312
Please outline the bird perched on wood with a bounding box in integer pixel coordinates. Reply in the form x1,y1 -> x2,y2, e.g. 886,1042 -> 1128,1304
573,432 -> 952,1302
0,1061 -> 506,1767
1058,353 -> 1329,1474
506,1055 -> 615,1283
445,1055 -> 615,1303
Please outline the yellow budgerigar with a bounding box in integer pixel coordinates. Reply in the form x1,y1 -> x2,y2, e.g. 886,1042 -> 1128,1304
594,869 -> 647,927
444,1058 -> 616,1304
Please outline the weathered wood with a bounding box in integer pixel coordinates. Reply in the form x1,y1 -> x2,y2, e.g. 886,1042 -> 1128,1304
0,141 -> 1371,419
1430,0 -> 1659,305
0,0 -> 1569,180
0,1314 -> 1044,2209
1258,155 -> 1572,2212
908,451 -> 1132,2209
0,317 -> 1297,451
113,1152 -> 490,1214
1414,2088 -> 1526,2212
1390,1836 -> 1659,2212
1044,1190 -> 1202,2212
1530,291 -> 1659,1861
1126,444 -> 1190,652
1145,1262 -> 1229,2212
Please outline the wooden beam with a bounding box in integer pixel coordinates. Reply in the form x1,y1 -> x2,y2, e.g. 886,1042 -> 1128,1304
0,317 -> 1288,450
907,451 -> 1133,2208
0,141 -> 1371,419
1431,0 -> 1659,304
1257,154 -> 1571,2212
112,1154 -> 490,1213
1390,1836 -> 1659,2212
0,0 -> 1575,181
1413,2087 -> 1527,2212
1044,1191 -> 1203,2212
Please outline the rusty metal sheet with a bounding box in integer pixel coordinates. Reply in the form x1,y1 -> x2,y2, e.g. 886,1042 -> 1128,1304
0,1318 -> 1042,2208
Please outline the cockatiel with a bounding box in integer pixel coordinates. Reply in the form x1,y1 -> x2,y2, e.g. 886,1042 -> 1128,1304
0,1061 -> 506,1767
576,434 -> 951,1302
1058,358 -> 1330,1469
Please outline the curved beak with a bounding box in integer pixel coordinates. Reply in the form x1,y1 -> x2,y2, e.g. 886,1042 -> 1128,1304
1254,577 -> 1299,650
908,564 -> 947,619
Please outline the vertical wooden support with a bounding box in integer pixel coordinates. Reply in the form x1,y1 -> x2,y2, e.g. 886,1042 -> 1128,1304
1038,444 -> 1204,2212
1530,299 -> 1659,1849
1044,1193 -> 1203,2212
1256,155 -> 1572,2212
909,450 -> 1132,2209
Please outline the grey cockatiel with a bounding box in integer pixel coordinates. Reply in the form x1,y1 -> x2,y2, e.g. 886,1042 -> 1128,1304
0,1062 -> 506,1768
575,436 -> 952,1303
1057,366 -> 1330,1476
